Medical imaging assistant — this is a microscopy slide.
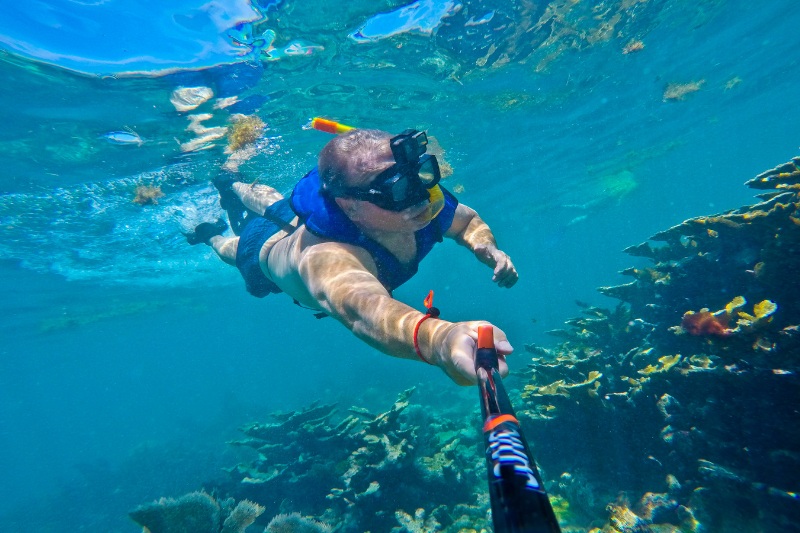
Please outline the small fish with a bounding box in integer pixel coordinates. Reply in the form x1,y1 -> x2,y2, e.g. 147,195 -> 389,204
103,129 -> 144,146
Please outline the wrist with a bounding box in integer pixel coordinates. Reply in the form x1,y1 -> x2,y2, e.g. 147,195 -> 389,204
413,311 -> 436,365
418,319 -> 455,368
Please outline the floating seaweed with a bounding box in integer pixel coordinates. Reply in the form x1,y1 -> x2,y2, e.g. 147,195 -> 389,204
622,40 -> 645,54
133,184 -> 165,205
663,80 -> 705,102
227,114 -> 266,153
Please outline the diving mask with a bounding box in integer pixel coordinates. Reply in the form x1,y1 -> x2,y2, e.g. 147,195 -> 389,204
329,129 -> 442,212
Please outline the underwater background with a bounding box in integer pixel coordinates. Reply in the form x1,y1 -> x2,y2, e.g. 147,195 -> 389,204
1,0 -> 799,531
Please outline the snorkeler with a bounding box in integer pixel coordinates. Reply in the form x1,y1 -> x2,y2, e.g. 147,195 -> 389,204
186,127 -> 518,385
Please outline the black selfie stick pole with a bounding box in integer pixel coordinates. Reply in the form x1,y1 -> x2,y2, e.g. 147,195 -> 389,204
475,325 -> 562,533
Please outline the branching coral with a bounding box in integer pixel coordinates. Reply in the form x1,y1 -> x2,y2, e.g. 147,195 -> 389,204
517,157 -> 800,532
129,491 -> 264,533
265,512 -> 331,533
394,508 -> 441,533
222,387 -> 487,532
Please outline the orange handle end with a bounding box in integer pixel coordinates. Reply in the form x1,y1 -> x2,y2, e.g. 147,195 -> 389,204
477,325 -> 494,350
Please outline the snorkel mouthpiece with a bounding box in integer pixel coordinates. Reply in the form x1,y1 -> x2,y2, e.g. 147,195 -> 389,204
423,184 -> 445,222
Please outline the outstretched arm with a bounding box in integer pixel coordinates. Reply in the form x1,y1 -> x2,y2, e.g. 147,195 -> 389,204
445,203 -> 519,288
297,241 -> 513,385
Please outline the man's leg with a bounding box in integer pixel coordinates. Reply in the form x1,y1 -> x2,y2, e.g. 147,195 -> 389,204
214,173 -> 284,235
232,182 -> 283,216
209,235 -> 238,266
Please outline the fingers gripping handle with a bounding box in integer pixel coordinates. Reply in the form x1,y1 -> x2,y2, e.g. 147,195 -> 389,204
476,325 -> 499,373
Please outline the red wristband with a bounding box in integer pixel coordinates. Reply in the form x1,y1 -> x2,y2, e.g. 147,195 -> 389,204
413,314 -> 435,365
413,290 -> 440,365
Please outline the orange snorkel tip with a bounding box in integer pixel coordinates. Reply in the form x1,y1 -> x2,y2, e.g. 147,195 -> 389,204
311,117 -> 354,134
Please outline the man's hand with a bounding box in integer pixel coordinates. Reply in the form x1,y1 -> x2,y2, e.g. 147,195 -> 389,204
433,321 -> 513,385
474,244 -> 519,288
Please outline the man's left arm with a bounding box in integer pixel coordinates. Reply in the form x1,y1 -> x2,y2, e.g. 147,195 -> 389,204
445,203 -> 519,288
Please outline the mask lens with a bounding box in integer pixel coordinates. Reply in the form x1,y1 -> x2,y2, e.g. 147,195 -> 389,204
389,175 -> 409,202
418,155 -> 440,187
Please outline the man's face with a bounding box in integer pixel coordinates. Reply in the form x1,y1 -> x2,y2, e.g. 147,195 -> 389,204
339,152 -> 434,233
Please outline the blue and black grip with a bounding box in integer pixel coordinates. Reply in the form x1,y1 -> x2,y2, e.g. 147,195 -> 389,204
476,325 -> 562,533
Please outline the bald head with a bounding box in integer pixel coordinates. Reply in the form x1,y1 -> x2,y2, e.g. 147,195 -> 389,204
318,129 -> 393,193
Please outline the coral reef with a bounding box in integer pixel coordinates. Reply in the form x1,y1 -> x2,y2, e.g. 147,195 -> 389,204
519,157 -> 800,531
220,388 -> 492,532
265,512 -> 331,533
125,159 -> 799,532
133,185 -> 165,205
395,508 -> 441,533
129,491 -> 264,533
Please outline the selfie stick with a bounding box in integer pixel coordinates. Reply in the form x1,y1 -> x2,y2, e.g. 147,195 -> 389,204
311,117 -> 354,134
475,325 -> 562,533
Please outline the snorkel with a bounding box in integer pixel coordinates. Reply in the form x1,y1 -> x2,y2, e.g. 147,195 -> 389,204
311,117 -> 445,222
311,117 -> 354,134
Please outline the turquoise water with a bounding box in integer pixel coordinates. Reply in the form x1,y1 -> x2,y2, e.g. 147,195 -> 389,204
1,0 -> 798,530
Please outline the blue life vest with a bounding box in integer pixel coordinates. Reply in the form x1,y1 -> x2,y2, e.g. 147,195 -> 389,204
290,167 -> 458,292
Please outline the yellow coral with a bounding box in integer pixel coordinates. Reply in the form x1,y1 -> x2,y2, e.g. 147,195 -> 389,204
529,380 -> 570,397
639,364 -> 658,375
659,354 -> 681,371
608,503 -> 647,531
526,371 -> 602,398
549,495 -> 571,523
725,296 -> 746,315
736,299 -> 777,330
638,355 -> 681,375
753,300 -> 777,320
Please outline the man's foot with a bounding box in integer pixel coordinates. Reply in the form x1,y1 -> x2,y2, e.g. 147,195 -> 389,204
213,172 -> 243,211
185,218 -> 228,245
